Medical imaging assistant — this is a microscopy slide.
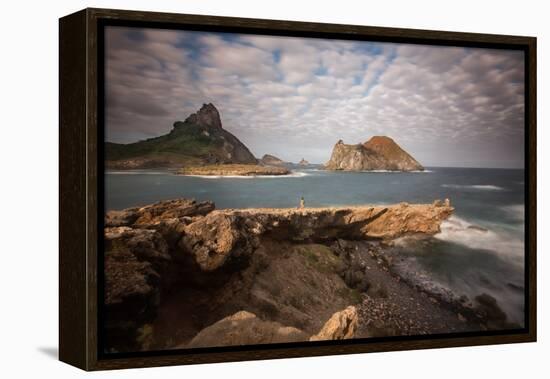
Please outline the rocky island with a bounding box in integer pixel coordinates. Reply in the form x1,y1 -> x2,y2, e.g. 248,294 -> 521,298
260,154 -> 287,166
106,103 -> 258,170
177,164 -> 290,176
103,198 -> 515,353
298,158 -> 310,166
325,136 -> 424,171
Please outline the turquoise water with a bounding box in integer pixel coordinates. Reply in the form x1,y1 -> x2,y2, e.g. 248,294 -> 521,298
105,166 -> 526,325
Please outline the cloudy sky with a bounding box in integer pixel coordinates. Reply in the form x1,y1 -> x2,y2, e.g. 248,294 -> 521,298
105,26 -> 525,168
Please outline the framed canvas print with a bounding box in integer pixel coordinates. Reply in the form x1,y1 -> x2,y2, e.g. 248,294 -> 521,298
59,8 -> 536,371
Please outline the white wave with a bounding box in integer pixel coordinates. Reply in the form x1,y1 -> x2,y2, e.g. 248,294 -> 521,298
501,204 -> 525,221
435,215 -> 524,265
441,184 -> 504,191
358,169 -> 433,173
183,171 -> 310,179
106,170 -> 170,175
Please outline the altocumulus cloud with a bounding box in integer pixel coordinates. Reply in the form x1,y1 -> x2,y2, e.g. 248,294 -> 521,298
105,26 -> 525,168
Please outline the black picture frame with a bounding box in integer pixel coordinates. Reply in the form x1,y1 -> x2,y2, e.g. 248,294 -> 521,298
59,7 -> 537,371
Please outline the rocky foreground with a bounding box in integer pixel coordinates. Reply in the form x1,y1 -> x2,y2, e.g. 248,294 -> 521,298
177,163 -> 290,176
104,199 -> 514,353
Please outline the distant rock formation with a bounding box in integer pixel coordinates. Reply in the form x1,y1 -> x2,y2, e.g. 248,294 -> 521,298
106,103 -> 257,169
298,158 -> 310,166
325,136 -> 424,171
260,154 -> 286,166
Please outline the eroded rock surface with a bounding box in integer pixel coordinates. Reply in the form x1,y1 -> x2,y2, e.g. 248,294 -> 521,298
106,199 -> 215,228
177,202 -> 453,271
310,306 -> 359,341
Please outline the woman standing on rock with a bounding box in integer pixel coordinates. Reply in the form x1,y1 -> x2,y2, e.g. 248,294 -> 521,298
299,196 -> 305,209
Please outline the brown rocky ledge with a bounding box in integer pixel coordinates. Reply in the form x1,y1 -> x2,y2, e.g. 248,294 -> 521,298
177,163 -> 290,176
179,202 -> 453,271
103,198 -> 471,353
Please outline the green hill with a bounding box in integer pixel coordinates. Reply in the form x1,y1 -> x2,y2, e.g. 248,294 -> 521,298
106,103 -> 257,169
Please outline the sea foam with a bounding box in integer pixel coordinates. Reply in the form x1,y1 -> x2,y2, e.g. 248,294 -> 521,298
435,216 -> 524,265
107,170 -> 170,175
184,171 -> 310,179
441,184 -> 504,191
359,169 -> 433,173
501,204 -> 525,222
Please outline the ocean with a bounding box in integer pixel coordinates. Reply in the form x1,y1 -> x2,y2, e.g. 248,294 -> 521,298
105,166 -> 526,325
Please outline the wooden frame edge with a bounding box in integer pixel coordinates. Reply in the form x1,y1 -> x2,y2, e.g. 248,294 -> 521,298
58,7 -> 537,371
59,8 -> 88,370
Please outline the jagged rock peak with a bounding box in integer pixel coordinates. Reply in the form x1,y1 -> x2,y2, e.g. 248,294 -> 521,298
184,103 -> 222,129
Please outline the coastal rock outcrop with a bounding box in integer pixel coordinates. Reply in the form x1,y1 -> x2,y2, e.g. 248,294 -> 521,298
177,202 -> 453,271
103,198 -> 454,351
325,136 -> 424,171
106,198 -> 215,228
298,158 -> 310,166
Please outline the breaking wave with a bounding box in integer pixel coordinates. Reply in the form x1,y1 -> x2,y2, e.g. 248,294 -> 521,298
107,170 -> 170,175
357,169 -> 433,173
435,215 -> 524,265
501,204 -> 525,221
185,171 -> 310,179
441,184 -> 504,191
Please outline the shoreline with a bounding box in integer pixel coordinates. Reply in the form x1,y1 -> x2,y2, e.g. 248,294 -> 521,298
177,164 -> 290,177
105,166 -> 435,175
